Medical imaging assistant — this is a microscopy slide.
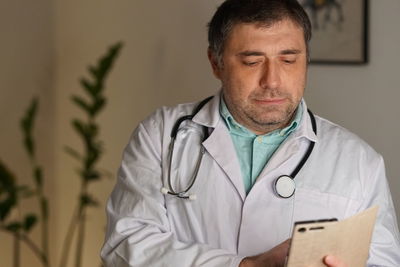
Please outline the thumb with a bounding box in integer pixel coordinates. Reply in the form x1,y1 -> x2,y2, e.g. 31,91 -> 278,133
323,255 -> 346,267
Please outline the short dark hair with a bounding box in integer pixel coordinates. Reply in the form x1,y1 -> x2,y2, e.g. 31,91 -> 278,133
207,0 -> 312,63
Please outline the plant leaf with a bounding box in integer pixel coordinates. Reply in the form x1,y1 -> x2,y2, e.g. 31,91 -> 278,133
85,123 -> 98,138
34,166 -> 43,187
71,96 -> 91,114
0,200 -> 15,222
88,66 -> 98,79
82,42 -> 123,96
0,160 -> 17,221
23,138 -> 34,159
80,193 -> 98,207
64,146 -> 82,161
96,42 -> 123,84
72,119 -> 88,140
41,198 -> 48,219
90,97 -> 106,117
5,221 -> 22,232
0,160 -> 16,188
80,78 -> 96,96
20,98 -> 39,158
82,169 -> 100,182
23,214 -> 38,232
84,146 -> 101,170
20,98 -> 38,133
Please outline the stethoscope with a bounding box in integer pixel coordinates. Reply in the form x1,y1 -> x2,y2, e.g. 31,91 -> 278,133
161,96 -> 317,200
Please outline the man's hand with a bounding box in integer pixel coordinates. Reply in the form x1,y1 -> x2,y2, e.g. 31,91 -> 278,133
323,255 -> 348,267
239,239 -> 290,267
238,241 -> 349,267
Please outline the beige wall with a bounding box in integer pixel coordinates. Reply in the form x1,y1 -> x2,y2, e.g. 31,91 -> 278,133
1,0 -> 399,266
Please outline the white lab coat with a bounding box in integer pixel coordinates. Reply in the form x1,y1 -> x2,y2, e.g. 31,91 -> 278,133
101,93 -> 400,266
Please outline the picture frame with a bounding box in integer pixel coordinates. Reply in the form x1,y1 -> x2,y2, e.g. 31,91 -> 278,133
300,0 -> 369,64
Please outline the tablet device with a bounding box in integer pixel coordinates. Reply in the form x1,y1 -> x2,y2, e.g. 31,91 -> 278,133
286,206 -> 378,267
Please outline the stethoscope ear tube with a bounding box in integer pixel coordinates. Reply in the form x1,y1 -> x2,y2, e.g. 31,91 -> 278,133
170,115 -> 193,138
161,187 -> 197,200
163,97 -> 214,200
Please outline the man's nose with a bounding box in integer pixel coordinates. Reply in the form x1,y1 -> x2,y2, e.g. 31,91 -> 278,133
259,61 -> 281,90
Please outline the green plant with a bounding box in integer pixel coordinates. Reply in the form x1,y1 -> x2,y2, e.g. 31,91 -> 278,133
60,42 -> 123,267
0,98 -> 49,267
0,41 -> 123,267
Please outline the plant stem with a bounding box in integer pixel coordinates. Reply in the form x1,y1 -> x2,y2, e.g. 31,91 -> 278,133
40,195 -> 49,267
75,210 -> 85,267
75,184 -> 87,267
13,233 -> 20,267
59,205 -> 80,267
0,227 -> 48,266
33,164 -> 49,267
20,232 -> 48,266
43,213 -> 49,267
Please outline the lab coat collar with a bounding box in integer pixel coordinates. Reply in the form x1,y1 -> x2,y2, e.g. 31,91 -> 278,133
192,91 -> 318,144
191,91 -> 221,128
291,99 -> 318,143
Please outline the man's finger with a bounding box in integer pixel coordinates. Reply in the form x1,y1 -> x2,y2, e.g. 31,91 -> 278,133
323,255 -> 347,267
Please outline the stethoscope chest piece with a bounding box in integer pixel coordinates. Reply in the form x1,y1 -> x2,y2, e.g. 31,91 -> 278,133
274,175 -> 296,198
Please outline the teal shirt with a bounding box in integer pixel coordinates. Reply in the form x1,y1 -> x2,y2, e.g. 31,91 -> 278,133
220,98 -> 303,194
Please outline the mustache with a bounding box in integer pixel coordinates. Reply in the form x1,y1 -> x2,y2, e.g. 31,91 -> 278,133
248,89 -> 290,99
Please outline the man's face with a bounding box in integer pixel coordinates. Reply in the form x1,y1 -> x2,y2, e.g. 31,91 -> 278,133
209,19 -> 308,135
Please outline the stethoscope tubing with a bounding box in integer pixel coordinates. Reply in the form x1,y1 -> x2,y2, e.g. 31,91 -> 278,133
162,96 -> 213,200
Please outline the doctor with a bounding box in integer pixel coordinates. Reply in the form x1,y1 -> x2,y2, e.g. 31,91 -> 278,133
101,0 -> 400,266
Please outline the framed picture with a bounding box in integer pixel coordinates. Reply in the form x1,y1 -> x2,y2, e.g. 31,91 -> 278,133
300,0 -> 369,64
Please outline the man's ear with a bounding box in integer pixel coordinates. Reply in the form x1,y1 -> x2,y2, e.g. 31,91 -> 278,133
207,48 -> 222,79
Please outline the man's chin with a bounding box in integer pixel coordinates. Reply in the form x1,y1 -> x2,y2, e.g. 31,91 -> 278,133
251,113 -> 291,127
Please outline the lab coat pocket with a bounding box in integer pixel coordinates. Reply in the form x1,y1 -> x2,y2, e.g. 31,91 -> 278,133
293,187 -> 361,223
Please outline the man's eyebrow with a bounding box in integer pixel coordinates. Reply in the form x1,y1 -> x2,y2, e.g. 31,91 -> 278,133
236,49 -> 303,57
280,49 -> 302,55
236,51 -> 265,57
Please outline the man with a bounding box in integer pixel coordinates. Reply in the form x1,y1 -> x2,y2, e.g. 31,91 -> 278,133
101,0 -> 400,266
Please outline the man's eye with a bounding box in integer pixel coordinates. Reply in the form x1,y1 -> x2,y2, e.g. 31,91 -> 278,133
243,61 -> 260,66
282,58 -> 296,64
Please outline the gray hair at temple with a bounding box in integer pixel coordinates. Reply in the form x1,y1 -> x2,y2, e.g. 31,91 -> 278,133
207,0 -> 312,65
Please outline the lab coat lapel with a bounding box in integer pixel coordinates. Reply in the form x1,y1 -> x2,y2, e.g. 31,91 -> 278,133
192,92 -> 246,201
258,135 -> 300,179
203,122 -> 246,201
